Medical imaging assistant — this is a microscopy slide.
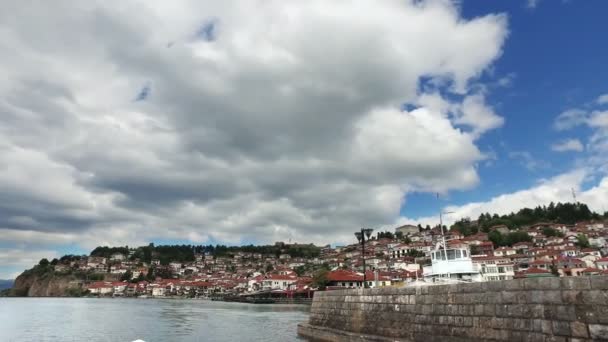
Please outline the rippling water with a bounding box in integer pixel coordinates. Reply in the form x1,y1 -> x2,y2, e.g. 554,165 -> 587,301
0,298 -> 310,342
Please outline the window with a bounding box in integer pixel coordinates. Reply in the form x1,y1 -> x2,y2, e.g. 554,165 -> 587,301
447,250 -> 456,260
463,250 -> 467,257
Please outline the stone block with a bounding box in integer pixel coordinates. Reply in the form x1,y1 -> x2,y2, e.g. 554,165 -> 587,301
463,282 -> 483,293
575,304 -> 597,323
581,289 -> 608,305
483,304 -> 496,316
570,321 -> 589,338
452,283 -> 467,293
524,276 -> 561,290
523,332 -> 545,342
503,278 -> 525,291
562,290 -> 583,304
592,304 -> 608,324
541,320 -> 553,334
500,291 -> 516,304
561,276 -> 591,290
531,319 -> 543,332
589,324 -> 608,340
590,276 -> 608,290
544,305 -> 576,321
484,280 -> 504,292
507,304 -> 526,317
552,320 -> 571,336
508,330 -> 526,342
523,304 -> 545,319
531,290 -> 562,304
485,291 -> 502,304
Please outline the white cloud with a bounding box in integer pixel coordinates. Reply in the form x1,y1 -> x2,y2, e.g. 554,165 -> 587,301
588,111 -> 608,128
496,73 -> 516,88
508,151 -> 550,171
551,139 -> 584,152
454,94 -> 505,138
0,1 -> 509,253
405,170 -> 605,227
0,248 -> 60,279
597,94 -> 608,105
554,109 -> 588,130
527,0 -> 541,9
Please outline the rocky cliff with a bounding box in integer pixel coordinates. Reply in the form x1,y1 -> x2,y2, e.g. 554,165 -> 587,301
12,267 -> 84,297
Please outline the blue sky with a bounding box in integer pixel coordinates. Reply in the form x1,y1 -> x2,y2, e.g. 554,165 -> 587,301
402,0 -> 608,219
2,0 -> 608,279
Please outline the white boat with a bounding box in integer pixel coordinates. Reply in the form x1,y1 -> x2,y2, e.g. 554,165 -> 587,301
423,241 -> 482,283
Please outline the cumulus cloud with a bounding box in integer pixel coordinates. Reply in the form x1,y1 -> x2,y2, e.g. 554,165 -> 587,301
0,248 -> 60,279
553,105 -> 608,171
554,109 -> 588,130
454,94 -> 505,138
597,94 -> 608,105
0,0 -> 509,261
508,151 -> 550,171
401,169 -> 608,227
551,139 -> 584,152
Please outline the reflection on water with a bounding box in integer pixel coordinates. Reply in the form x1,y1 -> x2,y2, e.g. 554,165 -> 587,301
0,298 -> 310,342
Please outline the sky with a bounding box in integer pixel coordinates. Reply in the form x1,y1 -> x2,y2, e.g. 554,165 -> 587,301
1,0 -> 608,279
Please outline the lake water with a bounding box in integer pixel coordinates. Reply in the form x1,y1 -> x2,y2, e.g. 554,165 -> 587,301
0,298 -> 310,342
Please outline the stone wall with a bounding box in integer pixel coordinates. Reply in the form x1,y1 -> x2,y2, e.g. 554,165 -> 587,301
298,276 -> 608,341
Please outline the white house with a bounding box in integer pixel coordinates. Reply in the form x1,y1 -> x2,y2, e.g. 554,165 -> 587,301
493,247 -> 516,257
87,282 -> 114,295
596,257 -> 608,270
110,253 -> 126,261
472,256 -> 515,281
261,275 -> 298,290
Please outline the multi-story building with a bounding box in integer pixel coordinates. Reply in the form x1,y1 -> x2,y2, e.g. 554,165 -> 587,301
472,256 -> 515,281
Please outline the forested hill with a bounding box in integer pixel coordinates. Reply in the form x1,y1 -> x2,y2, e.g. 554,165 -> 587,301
90,242 -> 321,265
451,202 -> 607,236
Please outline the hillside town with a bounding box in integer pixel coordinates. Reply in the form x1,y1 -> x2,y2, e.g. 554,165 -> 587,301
23,213 -> 608,299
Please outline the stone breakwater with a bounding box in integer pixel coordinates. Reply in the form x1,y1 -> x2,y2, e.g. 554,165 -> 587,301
298,276 -> 608,341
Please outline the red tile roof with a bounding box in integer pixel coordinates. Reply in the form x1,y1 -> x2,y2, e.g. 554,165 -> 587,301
326,270 -> 363,282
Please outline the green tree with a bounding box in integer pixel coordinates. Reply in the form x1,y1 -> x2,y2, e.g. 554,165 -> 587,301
312,269 -> 330,290
294,265 -> 307,277
576,234 -> 590,248
549,264 -> 560,277
542,227 -> 563,237
488,230 -> 504,247
38,258 -> 50,267
120,270 -> 133,282
146,267 -> 155,281
504,231 -> 533,246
